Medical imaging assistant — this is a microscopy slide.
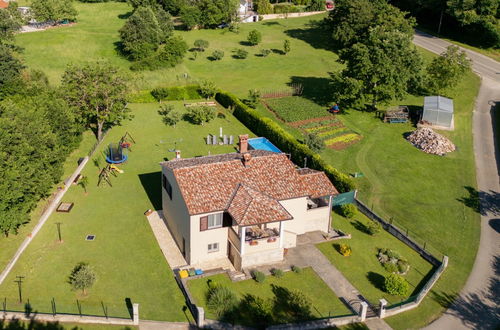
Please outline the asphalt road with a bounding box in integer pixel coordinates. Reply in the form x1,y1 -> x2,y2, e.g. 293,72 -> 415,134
413,31 -> 500,330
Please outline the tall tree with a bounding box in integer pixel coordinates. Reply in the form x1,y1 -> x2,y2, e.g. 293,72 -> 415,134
0,4 -> 23,45
0,45 -> 24,100
197,0 -> 239,28
332,27 -> 423,109
426,45 -> 471,93
62,62 -> 130,141
119,6 -> 173,60
325,0 -> 415,49
31,0 -> 78,23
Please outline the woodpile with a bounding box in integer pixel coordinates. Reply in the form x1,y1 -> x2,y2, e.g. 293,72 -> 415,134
406,127 -> 455,156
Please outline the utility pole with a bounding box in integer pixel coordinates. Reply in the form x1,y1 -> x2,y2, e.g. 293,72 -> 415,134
14,276 -> 24,303
55,222 -> 62,242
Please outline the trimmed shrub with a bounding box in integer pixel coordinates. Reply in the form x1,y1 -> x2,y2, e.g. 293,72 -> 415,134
207,285 -> 238,318
271,268 -> 284,278
252,270 -> 266,283
151,87 -> 169,101
215,91 -> 355,192
291,265 -> 302,273
339,243 -> 352,256
247,30 -> 262,46
384,274 -> 409,296
185,106 -> 216,125
338,204 -> 357,218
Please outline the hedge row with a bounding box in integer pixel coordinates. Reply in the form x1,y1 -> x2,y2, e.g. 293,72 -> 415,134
127,85 -> 202,103
215,91 -> 355,193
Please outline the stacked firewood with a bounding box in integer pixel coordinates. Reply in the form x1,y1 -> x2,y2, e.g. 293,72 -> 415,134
407,127 -> 455,155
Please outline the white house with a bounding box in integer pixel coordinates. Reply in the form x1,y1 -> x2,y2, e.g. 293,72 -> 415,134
160,135 -> 338,271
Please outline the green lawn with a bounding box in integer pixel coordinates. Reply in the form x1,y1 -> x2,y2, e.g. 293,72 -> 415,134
187,267 -> 352,326
0,101 -> 254,321
317,212 -> 434,306
16,3 -> 337,96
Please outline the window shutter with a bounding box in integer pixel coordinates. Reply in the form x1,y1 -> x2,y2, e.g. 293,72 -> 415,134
200,216 -> 208,231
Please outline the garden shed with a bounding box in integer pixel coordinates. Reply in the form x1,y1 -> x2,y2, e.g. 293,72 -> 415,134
422,96 -> 454,130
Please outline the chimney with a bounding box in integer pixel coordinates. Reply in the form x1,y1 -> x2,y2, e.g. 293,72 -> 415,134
239,134 -> 249,153
242,152 -> 252,167
175,150 -> 181,159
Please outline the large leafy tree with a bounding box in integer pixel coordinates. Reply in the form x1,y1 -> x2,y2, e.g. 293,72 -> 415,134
325,0 -> 415,49
30,0 -> 78,23
0,4 -> 23,45
332,27 -> 423,109
426,45 -> 471,93
62,62 -> 130,141
198,0 -> 239,28
119,6 -> 173,60
0,45 -> 24,100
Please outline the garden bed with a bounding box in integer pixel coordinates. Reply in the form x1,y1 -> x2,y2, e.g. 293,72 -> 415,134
187,267 -> 352,327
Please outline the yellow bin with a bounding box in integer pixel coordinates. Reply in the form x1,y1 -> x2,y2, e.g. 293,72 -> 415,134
179,270 -> 189,278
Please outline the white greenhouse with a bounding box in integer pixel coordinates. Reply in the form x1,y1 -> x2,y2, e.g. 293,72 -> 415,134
422,96 -> 454,129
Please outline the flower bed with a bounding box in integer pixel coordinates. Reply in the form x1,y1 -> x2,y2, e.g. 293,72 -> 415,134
378,248 -> 410,275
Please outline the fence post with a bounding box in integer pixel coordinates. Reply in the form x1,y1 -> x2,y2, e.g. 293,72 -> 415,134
133,303 -> 139,325
196,306 -> 205,328
360,301 -> 368,321
442,256 -> 449,268
378,299 -> 387,318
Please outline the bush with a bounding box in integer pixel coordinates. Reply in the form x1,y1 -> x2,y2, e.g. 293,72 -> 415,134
194,39 -> 209,52
383,262 -> 398,274
247,30 -> 262,46
304,132 -> 325,152
339,243 -> 352,256
291,265 -> 302,273
234,48 -> 248,59
260,48 -> 271,57
271,268 -> 284,278
384,274 -> 409,296
214,91 -> 355,192
151,87 -> 169,101
199,80 -> 217,99
366,220 -> 382,235
243,89 -> 261,109
337,203 -> 357,218
273,3 -> 302,13
212,50 -> 224,60
207,285 -> 238,318
252,270 -> 266,283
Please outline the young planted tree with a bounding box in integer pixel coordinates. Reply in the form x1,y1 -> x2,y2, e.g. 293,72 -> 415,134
283,39 -> 291,54
69,262 -> 96,295
243,89 -> 261,108
186,106 -> 216,125
194,39 -> 209,52
247,30 -> 262,46
62,62 -> 130,141
199,80 -> 218,99
304,132 -> 325,152
158,104 -> 181,127
426,45 -> 471,93
234,48 -> 248,59
78,176 -> 89,194
30,0 -> 77,24
211,50 -> 224,60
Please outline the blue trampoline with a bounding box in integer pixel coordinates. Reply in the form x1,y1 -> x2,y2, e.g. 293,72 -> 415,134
106,143 -> 128,164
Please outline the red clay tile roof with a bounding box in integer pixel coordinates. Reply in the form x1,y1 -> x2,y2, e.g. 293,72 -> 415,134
297,169 -> 339,198
162,150 -> 337,217
227,184 -> 293,226
0,1 -> 8,9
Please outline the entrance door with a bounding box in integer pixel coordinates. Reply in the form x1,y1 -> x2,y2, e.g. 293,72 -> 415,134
227,241 -> 235,264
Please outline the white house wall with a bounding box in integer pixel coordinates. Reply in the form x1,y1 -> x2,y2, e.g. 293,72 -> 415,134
278,197 -> 330,237
189,212 -> 229,265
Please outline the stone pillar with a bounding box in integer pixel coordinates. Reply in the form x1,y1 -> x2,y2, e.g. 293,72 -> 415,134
442,256 -> 449,268
378,299 -> 387,318
240,227 -> 246,256
360,301 -> 368,321
279,221 -> 285,248
132,303 -> 139,325
197,306 -> 205,328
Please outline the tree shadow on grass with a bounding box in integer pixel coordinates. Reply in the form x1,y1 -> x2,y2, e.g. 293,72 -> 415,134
117,11 -> 133,20
457,186 -> 500,216
284,19 -> 335,52
0,317 -> 134,330
289,76 -> 333,106
351,220 -> 371,235
138,172 -> 162,210
366,271 -> 385,291
431,255 -> 500,329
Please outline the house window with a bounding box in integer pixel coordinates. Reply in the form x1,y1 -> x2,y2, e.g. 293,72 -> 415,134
199,213 -> 223,231
208,242 -> 219,253
208,213 -> 223,229
162,174 -> 172,200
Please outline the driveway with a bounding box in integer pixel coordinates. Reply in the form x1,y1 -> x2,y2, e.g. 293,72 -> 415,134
413,31 -> 500,330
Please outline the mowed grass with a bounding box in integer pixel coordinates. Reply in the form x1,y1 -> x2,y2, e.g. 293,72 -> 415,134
16,3 -> 338,96
0,101 -> 254,321
187,267 -> 352,325
317,212 -> 434,306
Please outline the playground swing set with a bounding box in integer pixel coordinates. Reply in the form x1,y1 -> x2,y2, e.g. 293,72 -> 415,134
98,132 -> 135,187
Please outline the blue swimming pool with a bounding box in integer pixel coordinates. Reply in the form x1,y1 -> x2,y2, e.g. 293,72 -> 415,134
248,137 -> 282,153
